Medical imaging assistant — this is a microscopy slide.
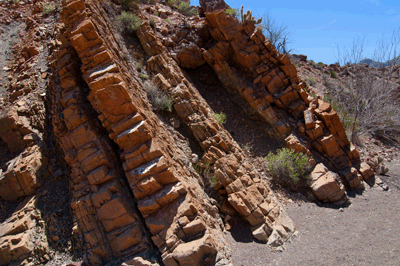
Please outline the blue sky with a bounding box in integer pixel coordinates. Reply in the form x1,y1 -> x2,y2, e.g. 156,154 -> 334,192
192,0 -> 400,64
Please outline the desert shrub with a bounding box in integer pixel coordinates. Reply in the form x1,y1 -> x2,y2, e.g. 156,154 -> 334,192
241,142 -> 253,152
330,70 -> 337,78
318,62 -> 325,67
149,17 -> 156,27
145,82 -> 173,111
118,12 -> 141,33
139,74 -> 148,80
42,2 -> 60,15
265,148 -> 311,186
328,31 -> 400,141
260,13 -> 292,54
306,77 -> 316,87
214,112 -> 227,124
225,8 -> 238,18
167,0 -> 198,16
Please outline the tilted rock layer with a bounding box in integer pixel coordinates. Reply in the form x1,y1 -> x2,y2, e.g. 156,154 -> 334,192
0,0 -> 374,264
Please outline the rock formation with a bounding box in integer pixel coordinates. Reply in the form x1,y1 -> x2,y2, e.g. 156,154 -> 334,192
0,0 -> 376,265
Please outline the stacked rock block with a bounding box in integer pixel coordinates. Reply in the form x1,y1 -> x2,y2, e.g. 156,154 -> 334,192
0,106 -> 43,201
0,197 -> 49,265
146,49 -> 294,244
60,1 -> 232,265
52,44 -> 155,264
201,9 -> 366,192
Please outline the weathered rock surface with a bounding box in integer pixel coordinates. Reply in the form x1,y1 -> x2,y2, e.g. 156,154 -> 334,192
198,7 -> 367,197
310,163 -> 348,204
53,0 -> 232,265
0,197 -> 49,265
0,0 -> 378,264
139,8 -> 295,249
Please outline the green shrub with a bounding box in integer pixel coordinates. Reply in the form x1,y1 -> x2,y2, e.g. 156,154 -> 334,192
167,0 -> 198,16
145,82 -> 173,112
117,11 -> 142,33
265,148 -> 310,186
225,8 -> 238,17
330,70 -> 337,78
42,2 -> 60,14
149,17 -> 156,27
306,77 -> 316,87
214,112 -> 227,124
139,74 -> 148,80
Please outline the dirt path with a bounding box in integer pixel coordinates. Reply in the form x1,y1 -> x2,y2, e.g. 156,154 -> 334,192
227,159 -> 400,266
0,22 -> 23,98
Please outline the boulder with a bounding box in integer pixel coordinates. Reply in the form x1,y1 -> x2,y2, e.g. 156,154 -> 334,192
310,163 -> 347,204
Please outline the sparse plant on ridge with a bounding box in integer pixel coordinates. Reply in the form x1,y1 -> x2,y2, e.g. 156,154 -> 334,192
306,77 -> 316,87
118,11 -> 142,33
214,112 -> 227,124
329,70 -> 337,78
265,148 -> 311,187
167,0 -> 198,16
42,2 -> 60,15
259,13 -> 292,54
145,81 -> 173,112
225,8 -> 239,18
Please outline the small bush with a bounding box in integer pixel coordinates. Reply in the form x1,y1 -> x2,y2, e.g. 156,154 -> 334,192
149,17 -> 156,27
265,148 -> 311,186
167,0 -> 198,16
136,61 -> 142,71
164,18 -> 171,24
42,2 -> 60,14
225,8 -> 238,17
139,74 -> 148,80
117,11 -> 142,33
241,142 -> 253,152
306,77 -> 316,87
145,82 -> 173,112
214,112 -> 227,124
330,70 -> 337,78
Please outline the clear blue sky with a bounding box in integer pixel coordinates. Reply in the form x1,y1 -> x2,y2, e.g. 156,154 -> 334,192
192,0 -> 400,64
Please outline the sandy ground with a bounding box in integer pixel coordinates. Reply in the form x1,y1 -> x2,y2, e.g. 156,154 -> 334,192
227,158 -> 400,266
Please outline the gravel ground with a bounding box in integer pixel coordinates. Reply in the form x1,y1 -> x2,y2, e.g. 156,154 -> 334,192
227,159 -> 400,266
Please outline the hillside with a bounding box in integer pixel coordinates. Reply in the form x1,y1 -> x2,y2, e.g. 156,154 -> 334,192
0,0 -> 399,265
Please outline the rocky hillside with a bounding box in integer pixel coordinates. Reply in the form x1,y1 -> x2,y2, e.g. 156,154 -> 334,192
0,0 -> 389,265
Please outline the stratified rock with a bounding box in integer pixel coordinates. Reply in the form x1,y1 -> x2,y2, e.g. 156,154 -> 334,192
0,197 -> 49,265
0,145 -> 42,201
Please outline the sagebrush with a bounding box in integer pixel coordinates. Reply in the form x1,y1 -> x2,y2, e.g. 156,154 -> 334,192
167,0 -> 198,16
145,82 -> 173,112
117,11 -> 141,33
265,148 -> 310,186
